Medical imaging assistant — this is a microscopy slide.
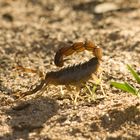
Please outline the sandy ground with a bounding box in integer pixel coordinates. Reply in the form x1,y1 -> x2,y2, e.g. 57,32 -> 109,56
0,0 -> 140,140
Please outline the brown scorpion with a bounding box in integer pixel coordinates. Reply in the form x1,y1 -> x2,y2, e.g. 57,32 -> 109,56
14,40 -> 102,98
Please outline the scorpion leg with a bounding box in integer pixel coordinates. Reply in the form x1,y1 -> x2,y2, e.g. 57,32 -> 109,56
60,86 -> 65,96
65,85 -> 82,105
15,65 -> 44,78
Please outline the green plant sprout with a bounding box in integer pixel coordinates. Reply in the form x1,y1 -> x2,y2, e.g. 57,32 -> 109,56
111,64 -> 140,97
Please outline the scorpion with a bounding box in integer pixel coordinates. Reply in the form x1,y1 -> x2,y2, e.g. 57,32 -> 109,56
14,40 -> 102,99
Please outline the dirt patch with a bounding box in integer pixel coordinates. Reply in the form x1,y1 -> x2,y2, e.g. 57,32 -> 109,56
0,0 -> 140,139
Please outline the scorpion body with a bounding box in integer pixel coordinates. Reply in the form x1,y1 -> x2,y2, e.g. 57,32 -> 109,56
45,57 -> 99,85
15,41 -> 102,98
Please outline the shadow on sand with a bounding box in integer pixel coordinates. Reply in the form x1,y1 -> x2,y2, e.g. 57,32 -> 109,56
0,96 -> 59,139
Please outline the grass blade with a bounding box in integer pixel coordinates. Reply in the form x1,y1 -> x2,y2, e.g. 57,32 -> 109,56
127,64 -> 140,84
111,81 -> 130,92
124,82 -> 137,95
111,81 -> 139,96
